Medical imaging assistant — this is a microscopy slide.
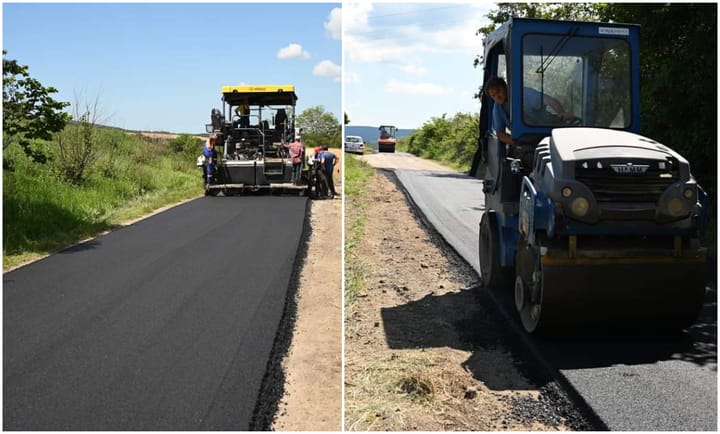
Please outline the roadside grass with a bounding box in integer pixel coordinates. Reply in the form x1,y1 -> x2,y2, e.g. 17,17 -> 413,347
3,129 -> 203,271
344,155 -> 374,309
346,354 -> 433,431
346,350 -> 482,431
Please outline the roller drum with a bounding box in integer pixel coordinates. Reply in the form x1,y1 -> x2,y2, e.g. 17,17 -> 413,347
516,244 -> 707,333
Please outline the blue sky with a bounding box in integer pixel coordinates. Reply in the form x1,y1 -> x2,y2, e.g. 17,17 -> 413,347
344,2 -> 492,129
3,2 -> 341,134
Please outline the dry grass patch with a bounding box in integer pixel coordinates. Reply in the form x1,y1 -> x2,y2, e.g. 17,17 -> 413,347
346,348 -> 532,431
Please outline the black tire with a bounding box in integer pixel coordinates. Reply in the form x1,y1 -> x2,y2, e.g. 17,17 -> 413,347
478,212 -> 512,289
514,235 -> 544,334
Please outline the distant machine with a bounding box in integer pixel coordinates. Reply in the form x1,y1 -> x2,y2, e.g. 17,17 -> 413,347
377,125 -> 397,153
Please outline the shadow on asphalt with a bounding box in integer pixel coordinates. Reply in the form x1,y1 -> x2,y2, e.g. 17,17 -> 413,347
59,238 -> 103,254
421,171 -> 477,180
528,287 -> 717,370
487,279 -> 717,370
382,284 -> 717,383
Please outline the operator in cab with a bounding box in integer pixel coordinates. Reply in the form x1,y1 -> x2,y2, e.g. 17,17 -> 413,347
484,76 -> 573,145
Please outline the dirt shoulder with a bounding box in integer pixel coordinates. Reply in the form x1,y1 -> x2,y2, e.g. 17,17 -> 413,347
267,148 -> 343,431
270,198 -> 342,431
344,154 -> 584,431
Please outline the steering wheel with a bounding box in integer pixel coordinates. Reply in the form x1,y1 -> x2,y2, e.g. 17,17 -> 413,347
562,115 -> 582,126
525,109 -> 582,127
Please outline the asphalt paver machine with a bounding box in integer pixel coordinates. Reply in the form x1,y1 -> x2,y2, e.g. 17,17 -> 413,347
474,18 -> 708,333
201,84 -> 307,195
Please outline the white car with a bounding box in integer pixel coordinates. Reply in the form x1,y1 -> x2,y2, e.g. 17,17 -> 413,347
344,135 -> 365,154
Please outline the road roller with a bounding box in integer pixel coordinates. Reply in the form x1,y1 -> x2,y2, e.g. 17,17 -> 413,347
472,18 -> 709,333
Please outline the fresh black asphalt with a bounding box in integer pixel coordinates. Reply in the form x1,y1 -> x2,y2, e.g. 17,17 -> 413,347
392,159 -> 717,431
3,195 -> 308,430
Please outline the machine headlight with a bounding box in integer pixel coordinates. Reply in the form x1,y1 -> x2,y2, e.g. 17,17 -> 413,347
658,183 -> 694,221
667,197 -> 686,217
683,187 -> 695,200
561,187 -> 573,198
570,197 -> 590,217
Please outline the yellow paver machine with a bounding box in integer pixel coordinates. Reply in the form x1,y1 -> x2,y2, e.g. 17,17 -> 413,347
199,85 -> 309,195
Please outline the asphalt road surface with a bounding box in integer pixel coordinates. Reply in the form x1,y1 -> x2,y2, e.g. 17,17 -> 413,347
363,152 -> 717,431
4,196 -> 308,430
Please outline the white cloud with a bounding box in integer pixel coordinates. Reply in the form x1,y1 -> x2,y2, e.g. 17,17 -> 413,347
313,60 -> 342,82
430,21 -> 486,53
400,63 -> 427,76
345,35 -> 421,64
277,43 -> 310,60
345,4 -> 489,127
384,79 -> 453,95
344,4 -> 491,64
344,71 -> 360,84
344,2 -> 373,34
325,7 -> 342,40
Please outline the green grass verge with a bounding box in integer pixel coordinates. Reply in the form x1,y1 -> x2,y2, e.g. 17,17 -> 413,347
344,155 -> 375,309
3,130 -> 203,271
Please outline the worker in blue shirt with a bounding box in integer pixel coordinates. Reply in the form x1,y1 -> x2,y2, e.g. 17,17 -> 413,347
484,76 -> 572,145
203,133 -> 218,187
319,145 -> 338,198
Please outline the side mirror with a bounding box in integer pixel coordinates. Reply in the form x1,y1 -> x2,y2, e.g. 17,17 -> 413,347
206,124 -> 214,133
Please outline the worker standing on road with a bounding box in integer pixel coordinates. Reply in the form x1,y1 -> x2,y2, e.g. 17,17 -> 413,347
309,146 -> 328,199
320,145 -> 338,198
203,133 -> 218,187
287,137 -> 305,185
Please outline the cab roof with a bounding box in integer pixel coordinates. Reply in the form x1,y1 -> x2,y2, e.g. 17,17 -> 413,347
221,85 -> 297,106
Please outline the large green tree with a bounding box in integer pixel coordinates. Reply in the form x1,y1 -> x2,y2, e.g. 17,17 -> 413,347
402,112 -> 479,169
477,3 -> 607,37
296,105 -> 341,149
604,4 -> 716,198
3,51 -> 71,162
